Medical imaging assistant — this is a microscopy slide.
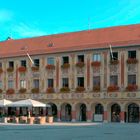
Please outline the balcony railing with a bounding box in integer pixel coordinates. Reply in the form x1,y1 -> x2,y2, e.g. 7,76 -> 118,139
19,88 -> 27,93
110,60 -> 119,65
46,87 -> 54,93
76,62 -> 85,68
60,87 -> 70,93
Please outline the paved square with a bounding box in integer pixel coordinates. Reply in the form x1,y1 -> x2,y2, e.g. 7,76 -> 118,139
0,123 -> 139,140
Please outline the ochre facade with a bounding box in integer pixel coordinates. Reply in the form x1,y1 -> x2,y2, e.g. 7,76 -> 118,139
0,24 -> 140,123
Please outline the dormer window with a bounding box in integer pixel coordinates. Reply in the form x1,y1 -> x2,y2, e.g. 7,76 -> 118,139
48,43 -> 54,47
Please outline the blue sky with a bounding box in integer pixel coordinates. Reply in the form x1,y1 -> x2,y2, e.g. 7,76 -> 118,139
0,0 -> 140,41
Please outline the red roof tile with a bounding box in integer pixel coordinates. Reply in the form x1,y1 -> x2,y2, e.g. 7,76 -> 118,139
1,24 -> 140,58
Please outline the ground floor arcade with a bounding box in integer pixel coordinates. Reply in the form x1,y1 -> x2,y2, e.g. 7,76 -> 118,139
47,101 -> 140,123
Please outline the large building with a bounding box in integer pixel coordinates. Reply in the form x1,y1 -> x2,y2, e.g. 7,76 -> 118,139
0,24 -> 140,123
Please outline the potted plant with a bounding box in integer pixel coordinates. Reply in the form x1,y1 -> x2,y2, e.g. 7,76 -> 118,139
126,84 -> 138,91
19,88 -> 27,93
61,63 -> 70,69
127,58 -> 138,64
0,89 -> 3,93
6,88 -> 15,94
76,62 -> 85,68
107,85 -> 119,92
7,67 -> 14,72
93,85 -> 100,92
76,86 -> 85,92
31,88 -> 39,93
31,66 -> 39,71
0,68 -> 3,74
18,66 -> 26,72
46,87 -> 54,93
91,61 -> 101,67
60,87 -> 70,93
110,60 -> 119,65
46,64 -> 55,70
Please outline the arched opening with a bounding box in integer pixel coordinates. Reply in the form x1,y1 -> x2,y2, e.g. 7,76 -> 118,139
61,104 -> 72,121
94,104 -> 104,122
48,103 -> 57,121
79,104 -> 87,121
128,103 -> 139,123
111,104 -> 121,122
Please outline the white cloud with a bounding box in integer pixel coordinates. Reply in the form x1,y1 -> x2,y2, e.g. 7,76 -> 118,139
0,9 -> 13,22
12,22 -> 47,37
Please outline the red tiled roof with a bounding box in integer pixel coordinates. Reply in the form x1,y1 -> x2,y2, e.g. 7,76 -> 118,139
1,24 -> 140,58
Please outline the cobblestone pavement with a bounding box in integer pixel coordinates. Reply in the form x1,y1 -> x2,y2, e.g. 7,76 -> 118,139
0,123 -> 139,140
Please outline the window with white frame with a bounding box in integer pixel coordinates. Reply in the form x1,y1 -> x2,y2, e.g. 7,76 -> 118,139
62,56 -> 69,64
0,62 -> 2,68
48,79 -> 54,87
128,75 -> 136,85
93,76 -> 100,86
128,50 -> 136,59
77,77 -> 84,87
0,81 -> 2,89
47,57 -> 54,65
62,78 -> 69,87
20,80 -> 26,88
21,60 -> 26,67
9,61 -> 14,68
33,59 -> 40,67
8,80 -> 14,88
77,55 -> 84,62
93,54 -> 101,61
33,79 -> 39,88
110,75 -> 118,86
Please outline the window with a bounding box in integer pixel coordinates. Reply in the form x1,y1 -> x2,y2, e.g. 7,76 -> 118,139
0,62 -> 2,68
20,80 -> 26,88
77,55 -> 84,62
48,79 -> 53,87
8,80 -> 13,88
110,75 -> 118,86
93,76 -> 100,86
34,59 -> 39,67
62,78 -> 69,87
93,54 -> 101,61
62,56 -> 69,64
128,75 -> 136,85
77,77 -> 84,87
9,61 -> 14,68
47,57 -> 54,65
128,50 -> 136,58
0,81 -> 2,88
110,52 -> 118,60
33,79 -> 39,88
21,60 -> 26,67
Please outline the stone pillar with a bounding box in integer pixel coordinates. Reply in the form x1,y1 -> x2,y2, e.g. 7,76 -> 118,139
71,110 -> 76,122
16,107 -> 20,116
120,111 -> 125,123
43,107 -> 46,116
103,111 -> 108,123
87,111 -> 92,122
57,110 -> 61,122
